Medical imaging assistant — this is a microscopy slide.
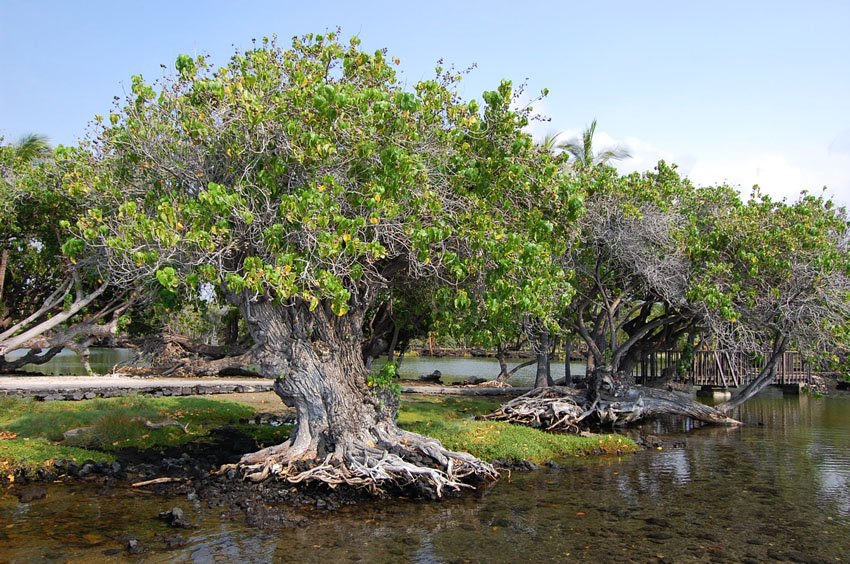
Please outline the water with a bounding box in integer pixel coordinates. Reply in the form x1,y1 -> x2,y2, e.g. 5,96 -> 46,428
2,390 -> 848,562
4,348 -> 136,376
5,348 -> 583,386
392,356 -> 587,387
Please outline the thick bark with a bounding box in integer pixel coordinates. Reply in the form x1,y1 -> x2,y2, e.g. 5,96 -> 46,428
563,340 -> 572,385
224,298 -> 497,496
534,329 -> 553,388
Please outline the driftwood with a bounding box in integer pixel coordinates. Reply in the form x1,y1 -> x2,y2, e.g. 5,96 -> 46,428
485,385 -> 740,432
142,419 -> 190,433
126,335 -> 258,378
131,477 -> 184,487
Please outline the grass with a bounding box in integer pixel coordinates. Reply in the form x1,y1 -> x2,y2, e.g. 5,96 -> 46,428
399,396 -> 639,464
0,395 -> 254,478
0,438 -> 114,480
0,393 -> 638,480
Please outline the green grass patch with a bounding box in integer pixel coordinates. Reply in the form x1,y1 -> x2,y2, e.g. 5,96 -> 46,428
0,393 -> 637,479
0,395 -> 254,451
0,438 -> 114,480
0,395 -> 256,476
399,396 -> 638,464
398,396 -> 501,424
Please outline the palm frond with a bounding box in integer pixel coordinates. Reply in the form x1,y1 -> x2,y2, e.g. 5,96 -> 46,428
14,134 -> 51,163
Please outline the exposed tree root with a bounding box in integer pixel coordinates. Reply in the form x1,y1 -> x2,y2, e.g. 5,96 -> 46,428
484,385 -> 740,432
219,431 -> 498,498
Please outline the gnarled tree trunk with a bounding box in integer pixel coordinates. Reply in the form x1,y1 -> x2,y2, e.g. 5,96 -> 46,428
225,299 -> 497,496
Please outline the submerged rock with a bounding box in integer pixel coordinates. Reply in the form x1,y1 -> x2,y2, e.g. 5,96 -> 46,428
158,506 -> 192,528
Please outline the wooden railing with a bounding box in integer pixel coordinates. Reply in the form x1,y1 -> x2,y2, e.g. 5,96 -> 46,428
633,350 -> 811,388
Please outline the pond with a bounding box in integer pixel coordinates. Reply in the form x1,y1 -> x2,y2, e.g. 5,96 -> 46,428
4,348 -> 136,376
1,389 -> 848,562
6,347 -> 585,387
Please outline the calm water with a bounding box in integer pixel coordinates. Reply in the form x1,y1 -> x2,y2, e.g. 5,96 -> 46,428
4,348 -> 135,376
392,356 -> 587,387
5,349 -> 580,386
1,390 -> 848,562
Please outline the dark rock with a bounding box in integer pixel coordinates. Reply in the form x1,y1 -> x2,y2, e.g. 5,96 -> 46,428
162,535 -> 187,549
78,462 -> 96,477
647,531 -> 674,540
158,506 -> 191,528
420,370 -> 442,384
492,459 -> 538,471
127,538 -> 143,554
102,548 -> 122,556
642,434 -> 664,448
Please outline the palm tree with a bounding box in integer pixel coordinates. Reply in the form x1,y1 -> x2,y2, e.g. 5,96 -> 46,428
12,133 -> 51,163
558,118 -> 631,170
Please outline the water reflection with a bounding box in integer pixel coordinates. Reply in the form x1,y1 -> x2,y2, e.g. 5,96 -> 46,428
4,347 -> 136,376
1,394 -> 848,561
391,356 -> 587,387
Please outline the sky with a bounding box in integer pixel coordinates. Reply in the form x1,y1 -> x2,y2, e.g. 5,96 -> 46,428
2,0 -> 849,204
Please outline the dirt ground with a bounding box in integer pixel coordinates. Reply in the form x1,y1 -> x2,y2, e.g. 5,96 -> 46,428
207,391 -> 294,416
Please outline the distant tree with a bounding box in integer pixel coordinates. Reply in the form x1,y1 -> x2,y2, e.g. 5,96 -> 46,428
0,134 -> 52,306
558,118 -> 631,170
691,190 -> 850,410
0,141 -> 132,374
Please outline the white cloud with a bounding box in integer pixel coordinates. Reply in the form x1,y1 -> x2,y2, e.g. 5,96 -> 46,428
525,117 -> 850,208
687,152 -> 850,206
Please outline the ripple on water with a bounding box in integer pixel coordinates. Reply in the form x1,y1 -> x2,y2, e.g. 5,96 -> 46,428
1,394 -> 849,561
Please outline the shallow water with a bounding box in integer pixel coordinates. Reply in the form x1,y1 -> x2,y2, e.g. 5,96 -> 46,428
7,348 -> 580,386
2,390 -> 848,562
392,356 -> 587,387
4,348 -> 135,376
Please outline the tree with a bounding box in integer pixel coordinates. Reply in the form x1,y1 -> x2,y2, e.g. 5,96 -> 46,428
0,142 -> 132,374
489,163 -> 850,430
75,33 -> 577,495
558,118 -> 631,170
490,165 -> 728,428
0,134 -> 52,310
690,190 -> 850,411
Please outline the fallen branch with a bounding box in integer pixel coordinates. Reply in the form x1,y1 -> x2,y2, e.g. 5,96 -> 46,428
142,419 -> 190,433
131,477 -> 184,487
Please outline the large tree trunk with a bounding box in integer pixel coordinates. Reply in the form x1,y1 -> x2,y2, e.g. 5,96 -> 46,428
225,299 -> 497,496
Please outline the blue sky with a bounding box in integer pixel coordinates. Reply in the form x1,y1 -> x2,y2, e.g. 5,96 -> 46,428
2,0 -> 849,203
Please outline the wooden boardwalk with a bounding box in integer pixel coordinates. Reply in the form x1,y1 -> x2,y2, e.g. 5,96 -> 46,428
634,350 -> 812,388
